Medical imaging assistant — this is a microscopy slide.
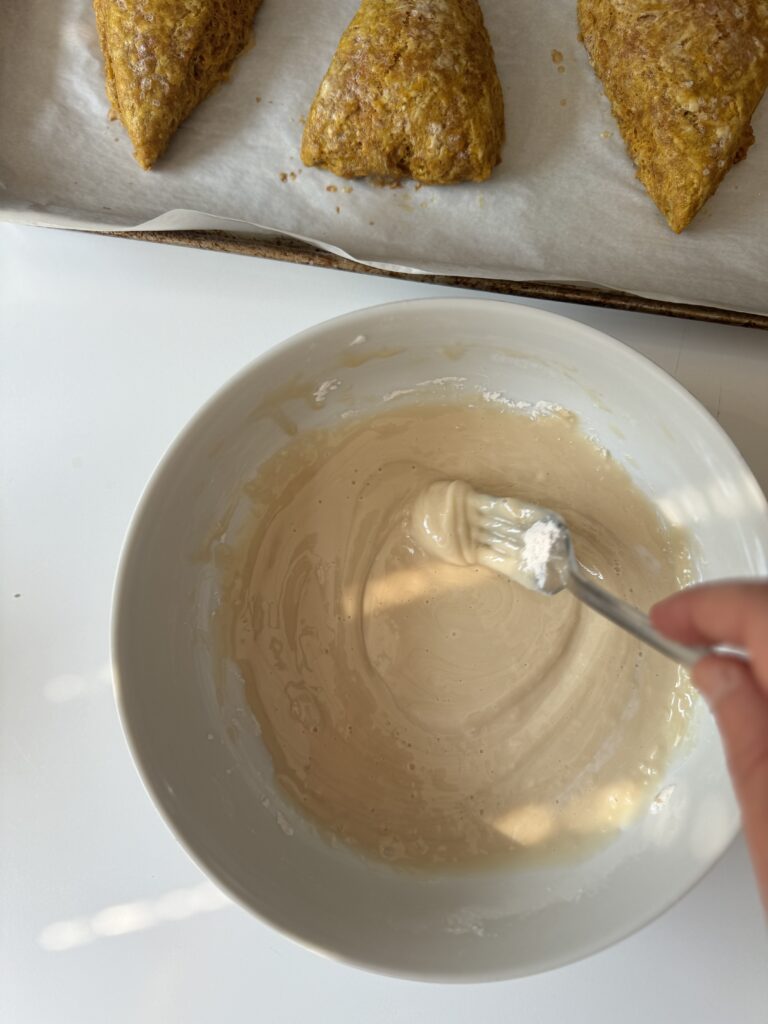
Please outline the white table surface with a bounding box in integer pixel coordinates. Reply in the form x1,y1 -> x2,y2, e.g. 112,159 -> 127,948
1,223 -> 766,1023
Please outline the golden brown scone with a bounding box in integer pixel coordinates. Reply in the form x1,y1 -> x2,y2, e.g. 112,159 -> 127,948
301,0 -> 504,184
578,0 -> 768,232
93,0 -> 263,169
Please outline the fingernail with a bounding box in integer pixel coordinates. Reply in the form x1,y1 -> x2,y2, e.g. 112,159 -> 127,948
695,659 -> 748,711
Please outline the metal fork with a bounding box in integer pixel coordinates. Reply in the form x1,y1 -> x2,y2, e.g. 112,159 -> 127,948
481,505 -> 748,669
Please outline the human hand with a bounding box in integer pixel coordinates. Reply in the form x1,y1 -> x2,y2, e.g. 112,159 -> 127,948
651,581 -> 768,913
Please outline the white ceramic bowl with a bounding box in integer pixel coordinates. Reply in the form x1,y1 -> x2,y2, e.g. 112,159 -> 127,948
113,299 -> 768,981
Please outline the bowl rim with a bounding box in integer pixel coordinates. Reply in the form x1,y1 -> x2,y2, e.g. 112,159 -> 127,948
111,296 -> 767,982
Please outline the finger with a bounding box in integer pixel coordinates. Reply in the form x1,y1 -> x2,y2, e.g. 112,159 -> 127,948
650,581 -> 768,691
694,655 -> 768,912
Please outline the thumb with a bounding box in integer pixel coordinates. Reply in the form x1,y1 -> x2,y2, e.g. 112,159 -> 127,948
694,655 -> 768,911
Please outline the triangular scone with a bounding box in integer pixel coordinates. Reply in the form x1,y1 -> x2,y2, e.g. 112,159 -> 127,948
301,0 -> 504,184
578,0 -> 768,232
93,0 -> 262,169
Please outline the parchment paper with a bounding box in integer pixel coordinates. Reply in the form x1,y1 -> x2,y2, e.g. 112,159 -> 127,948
3,0 -> 767,313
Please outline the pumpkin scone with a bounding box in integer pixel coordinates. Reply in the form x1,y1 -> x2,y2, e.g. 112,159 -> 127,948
93,0 -> 263,169
578,0 -> 768,232
301,0 -> 504,184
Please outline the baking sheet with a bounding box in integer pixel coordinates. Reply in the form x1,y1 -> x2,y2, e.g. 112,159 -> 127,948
3,0 -> 768,315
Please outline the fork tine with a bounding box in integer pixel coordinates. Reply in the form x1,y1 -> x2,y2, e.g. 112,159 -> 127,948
475,518 -> 525,539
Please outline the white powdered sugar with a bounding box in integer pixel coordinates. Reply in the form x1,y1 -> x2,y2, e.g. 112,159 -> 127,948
478,391 -> 565,419
313,378 -> 342,405
520,518 -> 563,588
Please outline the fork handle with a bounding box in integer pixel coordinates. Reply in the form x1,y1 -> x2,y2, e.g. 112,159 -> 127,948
565,567 -> 749,669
